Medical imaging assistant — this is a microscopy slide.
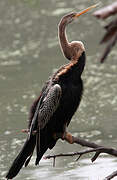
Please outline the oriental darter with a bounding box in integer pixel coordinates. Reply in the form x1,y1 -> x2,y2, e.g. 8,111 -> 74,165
6,4 -> 97,179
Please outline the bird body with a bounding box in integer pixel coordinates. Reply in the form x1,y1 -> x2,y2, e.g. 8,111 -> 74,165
6,5 -> 96,179
30,50 -> 85,165
6,50 -> 85,179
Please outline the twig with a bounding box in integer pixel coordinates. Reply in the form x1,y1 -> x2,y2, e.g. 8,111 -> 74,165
103,170 -> 117,180
45,146 -> 117,162
93,2 -> 117,62
100,32 -> 117,63
44,147 -> 105,162
71,136 -> 117,157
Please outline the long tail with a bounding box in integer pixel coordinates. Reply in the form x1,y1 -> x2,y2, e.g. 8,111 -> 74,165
6,130 -> 51,179
6,135 -> 36,179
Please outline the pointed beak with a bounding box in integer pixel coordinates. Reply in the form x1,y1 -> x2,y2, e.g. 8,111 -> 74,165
74,4 -> 98,18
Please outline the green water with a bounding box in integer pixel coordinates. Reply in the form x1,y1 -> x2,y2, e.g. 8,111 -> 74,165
0,0 -> 117,179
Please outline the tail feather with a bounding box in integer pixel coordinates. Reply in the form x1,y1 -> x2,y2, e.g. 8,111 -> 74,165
6,135 -> 36,179
25,154 -> 33,167
35,130 -> 50,165
6,127 -> 55,179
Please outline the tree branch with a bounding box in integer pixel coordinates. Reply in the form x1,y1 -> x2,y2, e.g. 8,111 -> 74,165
44,147 -> 109,164
71,136 -> 117,157
93,2 -> 117,19
104,170 -> 117,180
45,136 -> 117,161
44,135 -> 117,179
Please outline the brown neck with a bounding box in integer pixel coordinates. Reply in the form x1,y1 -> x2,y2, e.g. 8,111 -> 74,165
58,21 -> 71,60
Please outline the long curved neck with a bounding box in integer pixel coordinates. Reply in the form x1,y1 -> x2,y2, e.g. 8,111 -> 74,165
58,21 -> 71,60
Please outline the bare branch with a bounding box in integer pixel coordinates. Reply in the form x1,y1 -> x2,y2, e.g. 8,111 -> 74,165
100,32 -> 117,63
71,136 -> 117,157
44,147 -> 107,162
103,170 -> 117,180
44,135 -> 117,179
93,2 -> 117,62
45,144 -> 117,162
93,2 -> 117,19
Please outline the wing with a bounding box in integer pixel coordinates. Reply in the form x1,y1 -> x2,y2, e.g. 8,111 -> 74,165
29,84 -> 62,136
35,84 -> 62,165
38,84 -> 62,129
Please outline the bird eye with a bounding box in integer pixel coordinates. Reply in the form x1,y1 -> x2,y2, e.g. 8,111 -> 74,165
70,13 -> 76,18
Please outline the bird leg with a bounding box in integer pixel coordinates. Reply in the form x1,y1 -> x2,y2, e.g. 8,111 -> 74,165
53,123 -> 74,144
53,132 -> 73,144
62,123 -> 74,144
62,132 -> 74,144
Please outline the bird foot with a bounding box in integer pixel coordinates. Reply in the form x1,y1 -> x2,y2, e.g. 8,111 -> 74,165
62,132 -> 74,144
21,129 -> 37,135
53,132 -> 73,144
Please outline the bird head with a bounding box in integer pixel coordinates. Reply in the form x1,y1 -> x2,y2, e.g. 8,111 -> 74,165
62,4 -> 98,25
59,4 -> 98,62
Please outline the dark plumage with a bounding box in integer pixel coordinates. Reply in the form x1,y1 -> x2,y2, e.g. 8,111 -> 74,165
6,5 -> 95,179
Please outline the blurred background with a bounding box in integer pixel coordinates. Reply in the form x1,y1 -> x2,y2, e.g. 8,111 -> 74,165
0,0 -> 117,179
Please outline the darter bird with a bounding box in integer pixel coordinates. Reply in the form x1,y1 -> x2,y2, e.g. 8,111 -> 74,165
6,4 -> 97,179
